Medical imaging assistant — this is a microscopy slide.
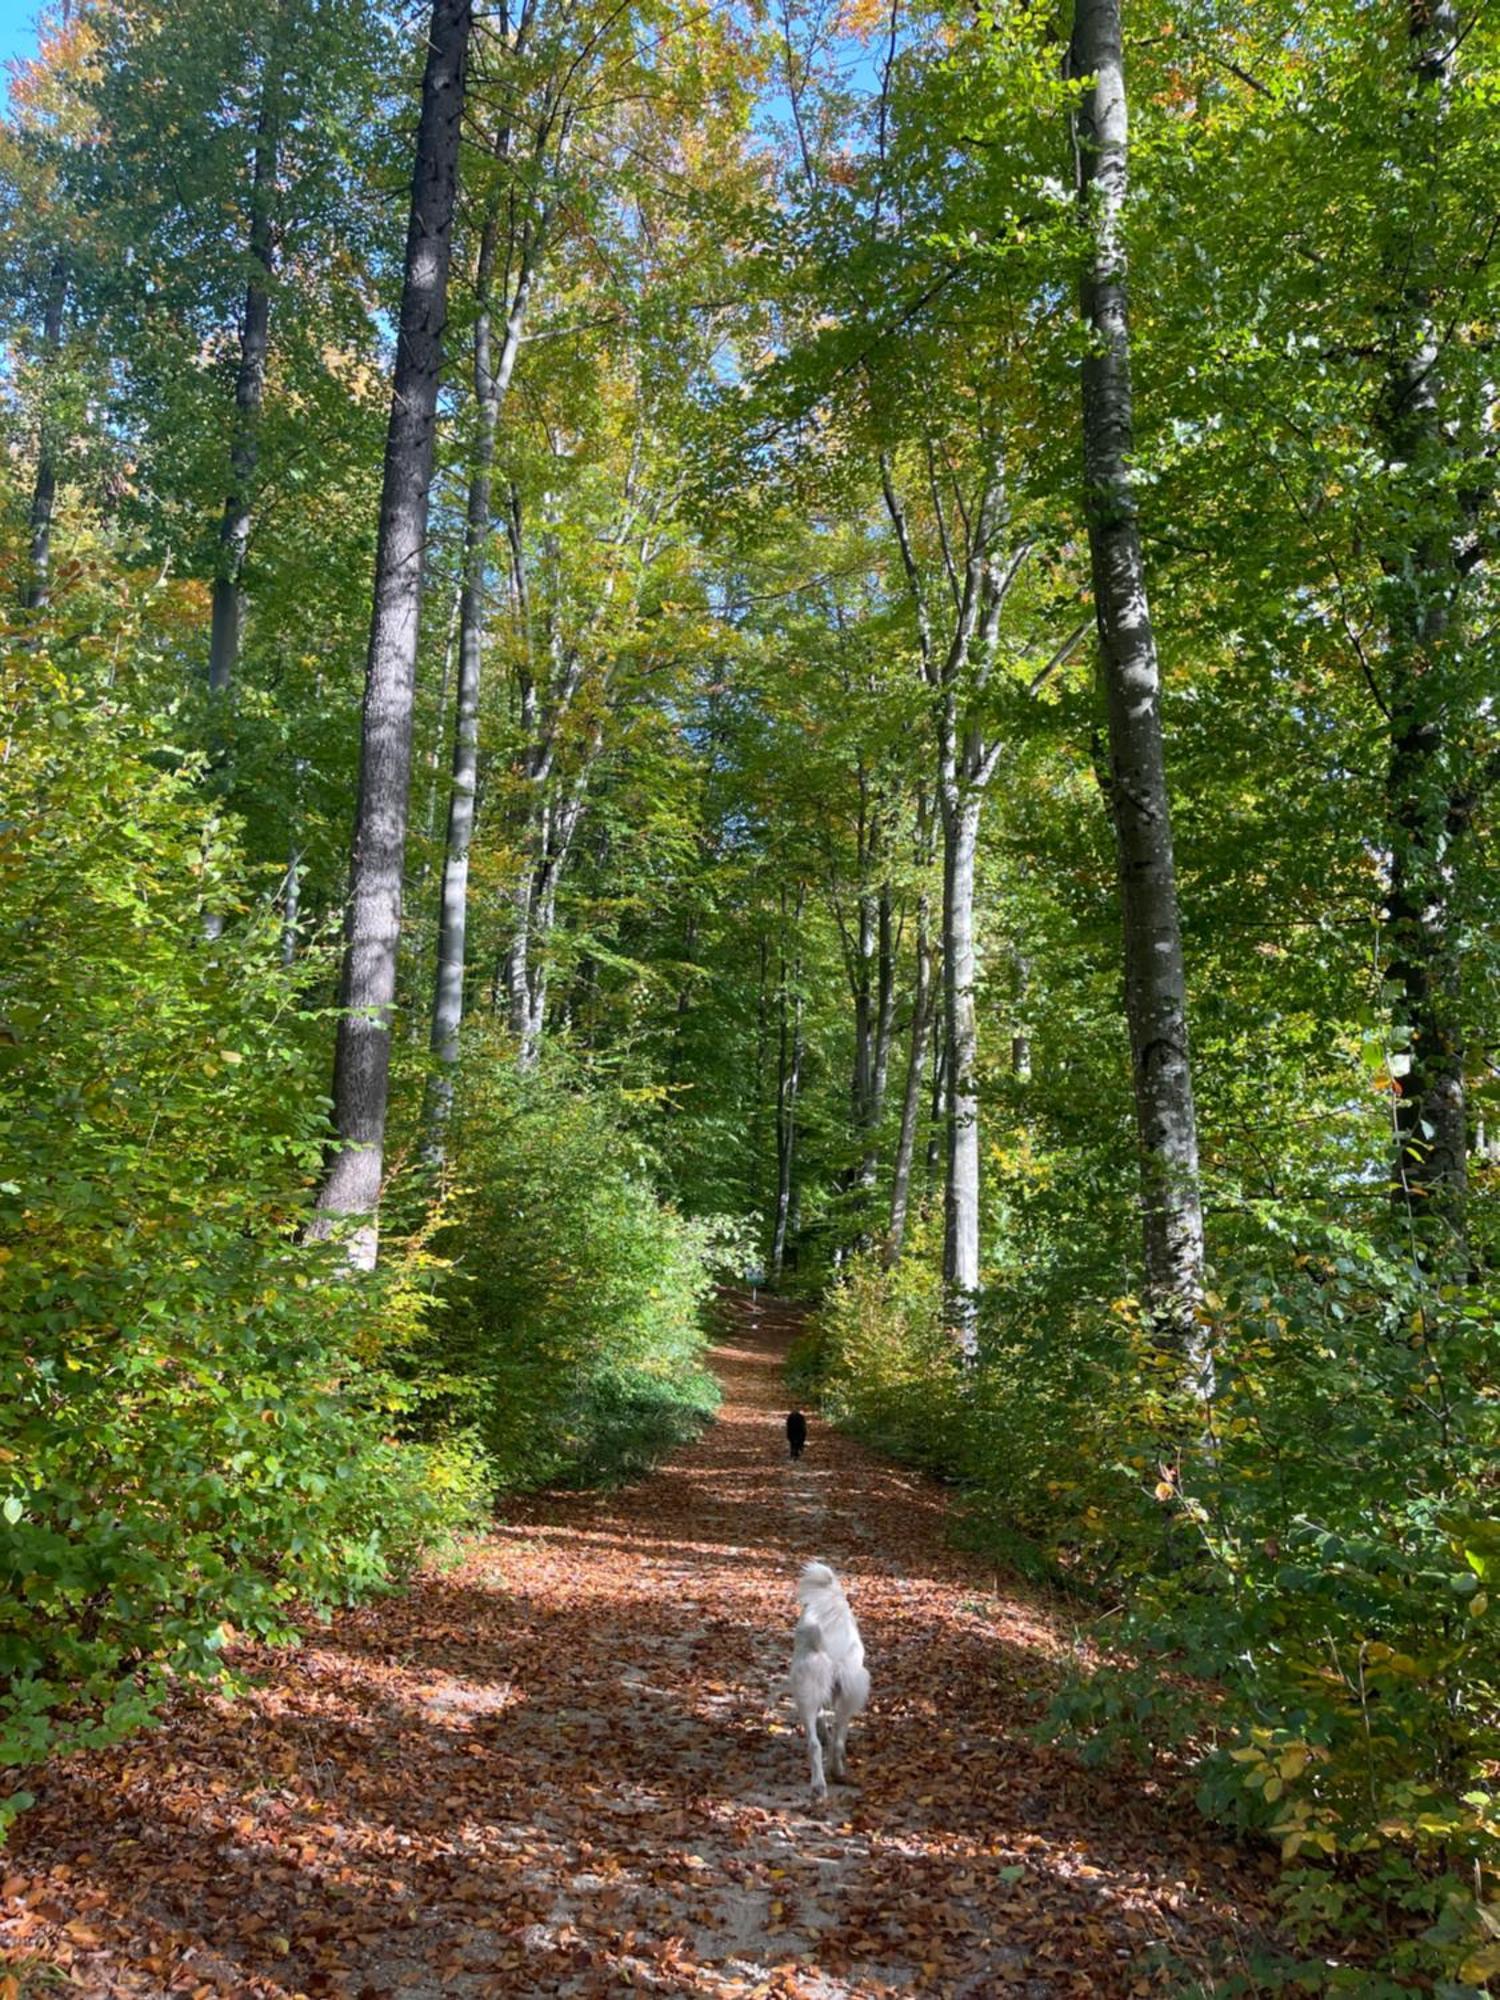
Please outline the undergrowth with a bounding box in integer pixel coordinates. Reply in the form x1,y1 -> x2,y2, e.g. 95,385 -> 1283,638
800,1211 -> 1500,1995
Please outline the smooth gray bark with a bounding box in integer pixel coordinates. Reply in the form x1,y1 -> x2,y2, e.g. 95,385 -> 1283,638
772,884 -> 807,1280
926,1016 -> 947,1184
423,580 -> 462,848
880,452 -> 1013,1346
772,892 -> 806,1282
1072,0 -> 1207,1387
844,771 -> 898,1207
311,0 -> 471,1266
940,788 -> 982,1351
887,872 -> 935,1264
424,198 -> 544,1136
1010,952 -> 1032,1079
23,254 -> 67,611
509,729 -> 598,1064
849,878 -> 896,1193
754,929 -> 773,1214
207,51 -> 279,698
281,844 -> 301,967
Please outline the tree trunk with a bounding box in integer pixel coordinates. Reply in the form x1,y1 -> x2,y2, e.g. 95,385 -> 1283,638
854,878 -> 897,1193
503,457 -> 638,1065
23,254 -> 67,611
926,1012 -> 946,1184
510,728 -> 599,1066
1072,0 -> 1207,1388
424,201 -> 543,1139
941,777 -> 982,1355
311,0 -> 471,1266
1379,0 -> 1468,1251
1010,951 -> 1032,1079
873,882 -> 897,1110
754,929 -> 772,1212
772,886 -> 806,1281
423,581 -> 462,847
208,50 -> 280,697
852,881 -> 875,1147
879,452 -> 1011,1331
887,883 -> 935,1263
281,843 -> 301,967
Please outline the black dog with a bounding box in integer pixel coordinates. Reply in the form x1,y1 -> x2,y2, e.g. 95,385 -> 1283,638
786,1410 -> 807,1460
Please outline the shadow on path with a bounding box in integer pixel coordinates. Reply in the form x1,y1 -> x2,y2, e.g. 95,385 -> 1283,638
1,1295 -> 1267,1998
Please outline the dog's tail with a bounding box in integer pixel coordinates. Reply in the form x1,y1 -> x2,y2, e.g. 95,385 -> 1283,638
800,1552 -> 848,1616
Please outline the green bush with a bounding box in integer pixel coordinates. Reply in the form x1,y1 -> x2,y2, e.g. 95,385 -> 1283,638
433,1048 -> 721,1490
799,1223 -> 959,1470
0,649 -> 484,1826
808,1216 -> 1500,1992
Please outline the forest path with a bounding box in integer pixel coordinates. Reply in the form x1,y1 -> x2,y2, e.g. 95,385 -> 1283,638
2,1295 -> 1265,1999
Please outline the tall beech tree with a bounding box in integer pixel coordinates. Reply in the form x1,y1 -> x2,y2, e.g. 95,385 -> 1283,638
772,882 -> 808,1280
880,447 -> 1015,1345
886,797 -> 936,1263
1070,0 -> 1207,1385
313,0 -> 472,1263
425,24 -> 568,1136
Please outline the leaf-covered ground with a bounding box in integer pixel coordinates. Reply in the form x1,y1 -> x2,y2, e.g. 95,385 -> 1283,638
1,1297 -> 1270,1997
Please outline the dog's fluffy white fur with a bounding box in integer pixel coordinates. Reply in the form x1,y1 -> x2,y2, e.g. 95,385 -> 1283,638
788,1561 -> 869,1799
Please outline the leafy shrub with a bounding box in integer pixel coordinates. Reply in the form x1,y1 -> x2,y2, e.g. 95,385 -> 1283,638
809,1214 -> 1500,1992
0,649 -> 483,1826
432,1047 -> 721,1490
798,1225 -> 958,1470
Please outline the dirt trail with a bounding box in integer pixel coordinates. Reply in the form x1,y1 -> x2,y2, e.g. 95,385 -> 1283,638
1,1297 -> 1264,1998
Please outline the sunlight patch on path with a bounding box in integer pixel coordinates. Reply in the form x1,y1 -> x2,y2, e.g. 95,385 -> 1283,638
0,1291 -> 1266,1999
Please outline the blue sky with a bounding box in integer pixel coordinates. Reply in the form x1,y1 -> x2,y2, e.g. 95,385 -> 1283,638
0,0 -> 39,80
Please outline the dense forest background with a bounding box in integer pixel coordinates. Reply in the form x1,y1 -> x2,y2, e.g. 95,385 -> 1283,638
1,0 -> 1497,1987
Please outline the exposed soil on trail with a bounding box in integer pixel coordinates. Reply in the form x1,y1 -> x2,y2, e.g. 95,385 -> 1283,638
1,1296 -> 1269,1998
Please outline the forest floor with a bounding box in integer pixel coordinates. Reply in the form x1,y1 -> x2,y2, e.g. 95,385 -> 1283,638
1,1295 -> 1273,1999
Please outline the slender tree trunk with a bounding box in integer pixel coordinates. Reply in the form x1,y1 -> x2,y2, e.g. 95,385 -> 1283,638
504,470 -> 632,1064
926,1014 -> 946,1185
852,882 -> 875,1146
1010,951 -> 1032,1079
23,254 -> 67,612
772,885 -> 806,1281
887,883 -> 935,1263
507,862 -> 539,1051
513,732 -> 598,1065
281,843 -> 301,966
755,929 -> 772,1214
664,912 -> 698,1090
423,581 -> 462,847
873,882 -> 897,1110
941,772 -> 982,1355
852,878 -> 897,1195
311,0 -> 472,1266
1072,0 -> 1207,1387
1379,0 -> 1467,1251
208,53 -> 280,697
424,204 -> 543,1139
879,452 -> 1009,1330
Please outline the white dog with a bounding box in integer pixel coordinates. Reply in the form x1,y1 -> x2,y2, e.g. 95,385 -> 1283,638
788,1561 -> 869,1799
